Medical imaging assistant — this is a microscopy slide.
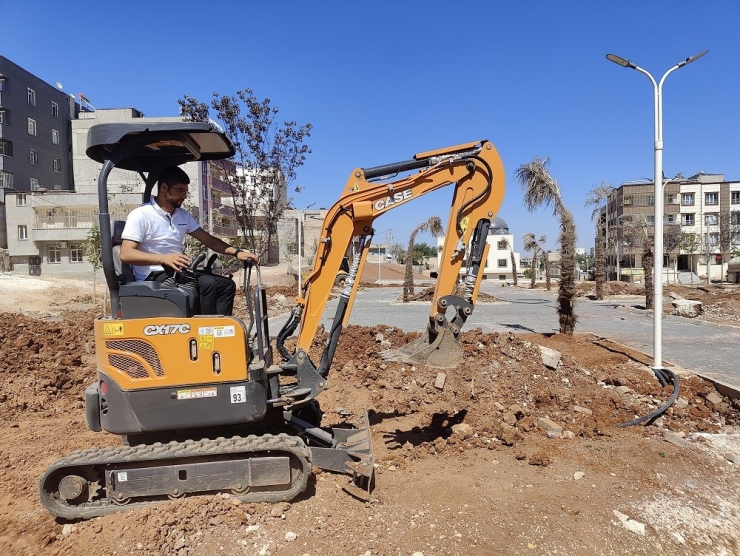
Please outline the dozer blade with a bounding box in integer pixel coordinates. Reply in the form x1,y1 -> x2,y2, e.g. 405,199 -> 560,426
380,326 -> 463,368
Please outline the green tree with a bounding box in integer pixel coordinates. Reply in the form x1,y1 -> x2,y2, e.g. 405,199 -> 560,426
403,217 -> 444,302
83,224 -> 104,310
515,157 -> 577,335
584,183 -> 613,300
179,90 -> 312,262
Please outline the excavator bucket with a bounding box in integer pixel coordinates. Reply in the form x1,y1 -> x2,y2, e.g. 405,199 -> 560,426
380,326 -> 463,368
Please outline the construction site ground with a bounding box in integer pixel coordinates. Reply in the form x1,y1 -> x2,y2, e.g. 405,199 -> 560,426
0,265 -> 738,556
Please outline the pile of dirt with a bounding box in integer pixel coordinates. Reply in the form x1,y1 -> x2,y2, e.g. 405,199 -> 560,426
664,283 -> 740,325
1,290 -> 739,555
400,286 -> 499,303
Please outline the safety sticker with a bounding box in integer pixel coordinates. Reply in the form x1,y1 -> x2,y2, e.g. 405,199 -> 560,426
117,471 -> 128,482
199,335 -> 214,350
103,323 -> 125,336
177,387 -> 217,400
230,386 -> 246,404
214,326 -> 235,338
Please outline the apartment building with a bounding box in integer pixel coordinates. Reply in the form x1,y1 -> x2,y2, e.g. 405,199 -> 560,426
602,172 -> 740,281
436,216 -> 521,281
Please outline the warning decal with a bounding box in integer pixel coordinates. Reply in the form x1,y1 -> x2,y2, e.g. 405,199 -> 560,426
103,323 -> 125,336
177,387 -> 217,400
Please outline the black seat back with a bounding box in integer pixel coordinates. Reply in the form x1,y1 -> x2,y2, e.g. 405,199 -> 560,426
112,220 -> 136,284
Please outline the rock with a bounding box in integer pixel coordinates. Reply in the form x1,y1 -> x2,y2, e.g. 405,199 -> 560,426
375,333 -> 384,343
538,417 -> 563,439
509,404 -> 525,420
705,392 -> 723,405
538,345 -> 561,369
668,292 -> 684,300
451,423 -> 473,439
497,423 -> 523,446
573,405 -> 592,415
725,453 -> 740,464
612,510 -> 646,536
434,373 -> 446,390
562,430 -> 575,439
285,531 -> 298,542
61,524 -> 75,537
674,397 -> 689,409
528,452 -> 551,466
664,432 -> 692,449
573,471 -> 585,480
672,299 -> 703,318
502,411 -> 518,426
615,386 -> 633,395
270,501 -> 291,517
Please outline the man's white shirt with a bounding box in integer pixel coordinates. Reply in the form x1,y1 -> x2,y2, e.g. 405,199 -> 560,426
121,199 -> 201,281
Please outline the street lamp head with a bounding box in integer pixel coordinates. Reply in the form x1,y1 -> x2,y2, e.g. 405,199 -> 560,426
606,53 -> 636,69
678,49 -> 708,68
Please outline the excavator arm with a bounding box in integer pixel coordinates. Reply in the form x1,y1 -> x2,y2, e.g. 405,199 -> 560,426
276,139 -> 504,385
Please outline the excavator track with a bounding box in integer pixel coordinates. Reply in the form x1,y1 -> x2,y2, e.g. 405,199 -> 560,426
39,433 -> 311,520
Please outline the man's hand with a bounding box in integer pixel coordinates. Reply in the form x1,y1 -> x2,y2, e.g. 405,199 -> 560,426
235,249 -> 259,265
161,252 -> 191,272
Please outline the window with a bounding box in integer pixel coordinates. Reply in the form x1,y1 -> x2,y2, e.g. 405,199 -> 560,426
732,191 -> 740,205
27,88 -> 36,106
666,214 -> 676,224
707,233 -> 719,247
17,193 -> 26,206
18,225 -> 28,240
732,211 -> 740,226
29,148 -> 38,165
682,213 -> 695,226
705,192 -> 718,205
0,109 -> 6,125
682,193 -> 694,206
497,259 -> 508,268
30,177 -> 39,191
51,101 -> 59,118
732,232 -> 740,246
53,157 -> 62,172
0,78 -> 5,91
27,118 -> 36,136
52,129 -> 59,145
0,171 -> 13,187
0,139 -> 12,157
646,215 -> 655,225
497,240 -> 507,250
70,244 -> 84,263
705,213 -> 718,226
48,245 -> 61,264
664,193 -> 677,204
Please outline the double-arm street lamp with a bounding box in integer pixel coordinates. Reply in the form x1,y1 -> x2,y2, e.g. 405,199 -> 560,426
606,50 -> 708,372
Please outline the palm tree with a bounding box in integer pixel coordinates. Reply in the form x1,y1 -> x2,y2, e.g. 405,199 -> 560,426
515,157 -> 577,334
403,216 -> 444,302
540,236 -> 551,291
505,238 -> 518,286
523,232 -> 538,288
584,182 -> 613,300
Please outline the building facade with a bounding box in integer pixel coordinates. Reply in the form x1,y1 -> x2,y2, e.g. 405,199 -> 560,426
601,172 -> 740,282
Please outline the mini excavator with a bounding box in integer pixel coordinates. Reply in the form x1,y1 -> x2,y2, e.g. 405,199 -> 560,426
39,122 -> 504,519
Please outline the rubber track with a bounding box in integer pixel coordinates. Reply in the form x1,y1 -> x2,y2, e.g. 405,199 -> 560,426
39,433 -> 311,520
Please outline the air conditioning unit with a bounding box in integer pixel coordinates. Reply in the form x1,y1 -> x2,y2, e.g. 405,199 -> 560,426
56,241 -> 67,248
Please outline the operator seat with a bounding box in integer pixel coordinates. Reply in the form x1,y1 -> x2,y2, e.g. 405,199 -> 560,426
111,220 -> 199,318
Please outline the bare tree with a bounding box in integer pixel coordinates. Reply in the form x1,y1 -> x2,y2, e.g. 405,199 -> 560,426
515,157 -> 577,334
179,91 -> 312,262
403,216 -> 444,302
719,210 -> 732,286
584,182 -> 613,299
663,224 -> 682,284
679,232 -> 702,285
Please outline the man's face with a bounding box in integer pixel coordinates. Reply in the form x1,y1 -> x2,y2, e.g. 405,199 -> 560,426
164,182 -> 189,208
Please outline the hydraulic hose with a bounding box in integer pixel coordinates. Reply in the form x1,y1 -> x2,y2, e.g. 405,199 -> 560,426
615,368 -> 680,427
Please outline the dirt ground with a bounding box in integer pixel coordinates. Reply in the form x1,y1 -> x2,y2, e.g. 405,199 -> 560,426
0,270 -> 739,556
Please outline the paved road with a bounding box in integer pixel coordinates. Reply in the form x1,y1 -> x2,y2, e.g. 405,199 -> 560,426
271,282 -> 739,387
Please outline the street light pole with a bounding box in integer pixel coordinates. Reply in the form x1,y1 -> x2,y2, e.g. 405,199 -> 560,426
296,202 -> 315,292
606,50 -> 707,371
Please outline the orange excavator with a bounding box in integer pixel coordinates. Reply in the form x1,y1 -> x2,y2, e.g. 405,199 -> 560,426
39,122 -> 504,519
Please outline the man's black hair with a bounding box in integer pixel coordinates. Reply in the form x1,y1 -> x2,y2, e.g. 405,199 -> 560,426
158,166 -> 190,188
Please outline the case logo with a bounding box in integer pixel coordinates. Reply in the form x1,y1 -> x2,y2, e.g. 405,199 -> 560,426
374,189 -> 412,211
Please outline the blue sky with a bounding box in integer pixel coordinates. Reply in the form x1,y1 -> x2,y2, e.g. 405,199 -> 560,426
4,1 -> 738,253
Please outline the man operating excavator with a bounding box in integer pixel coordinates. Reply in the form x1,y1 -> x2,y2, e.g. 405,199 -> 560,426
120,165 -> 257,315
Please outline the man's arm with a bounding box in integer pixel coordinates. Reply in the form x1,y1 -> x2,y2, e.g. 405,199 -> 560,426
189,228 -> 259,263
120,239 -> 191,273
